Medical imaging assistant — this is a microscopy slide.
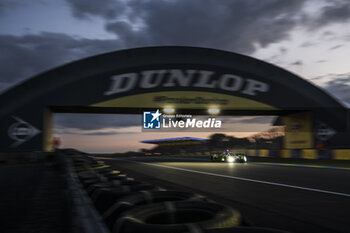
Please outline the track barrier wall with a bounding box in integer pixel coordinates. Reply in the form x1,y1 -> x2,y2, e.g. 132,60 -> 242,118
168,149 -> 350,160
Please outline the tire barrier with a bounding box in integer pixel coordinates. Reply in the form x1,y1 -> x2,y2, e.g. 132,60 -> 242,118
190,227 -> 291,233
102,190 -> 207,229
92,184 -> 159,213
64,152 -> 292,233
112,201 -> 241,233
63,153 -> 110,233
82,177 -> 108,189
86,178 -> 143,195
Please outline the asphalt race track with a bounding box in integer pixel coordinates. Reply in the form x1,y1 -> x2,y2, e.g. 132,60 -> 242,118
101,156 -> 350,233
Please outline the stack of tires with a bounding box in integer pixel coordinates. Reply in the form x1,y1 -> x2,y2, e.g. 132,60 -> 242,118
70,154 -> 291,233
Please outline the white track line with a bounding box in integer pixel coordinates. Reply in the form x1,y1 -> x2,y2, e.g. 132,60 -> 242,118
108,158 -> 350,197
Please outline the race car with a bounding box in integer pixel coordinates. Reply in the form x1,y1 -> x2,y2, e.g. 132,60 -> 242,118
210,150 -> 247,163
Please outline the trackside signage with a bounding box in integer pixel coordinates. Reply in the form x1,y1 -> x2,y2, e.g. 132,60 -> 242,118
143,109 -> 222,131
105,69 -> 270,96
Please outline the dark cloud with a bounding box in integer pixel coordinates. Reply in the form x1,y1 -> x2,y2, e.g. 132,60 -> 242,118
0,32 -> 121,92
1,0 -> 309,92
105,20 -> 147,47
279,47 -> 287,54
108,0 -> 306,53
1,1 -> 349,94
313,0 -> 350,27
300,41 -> 316,47
329,44 -> 343,50
265,46 -> 289,62
317,73 -> 350,107
317,31 -> 350,43
309,76 -> 323,81
65,0 -> 307,53
290,60 -> 303,66
65,0 -> 125,19
54,114 -> 140,130
342,34 -> 350,41
0,1 -> 22,16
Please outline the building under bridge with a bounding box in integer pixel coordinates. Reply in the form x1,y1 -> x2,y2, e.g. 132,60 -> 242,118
141,137 -> 208,155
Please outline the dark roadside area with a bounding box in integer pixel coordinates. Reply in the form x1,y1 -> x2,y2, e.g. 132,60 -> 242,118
0,154 -> 71,233
2,150 -> 348,233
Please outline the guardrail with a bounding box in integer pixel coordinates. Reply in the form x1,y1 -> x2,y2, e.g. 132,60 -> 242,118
64,153 -> 111,233
162,149 -> 350,160
245,149 -> 350,160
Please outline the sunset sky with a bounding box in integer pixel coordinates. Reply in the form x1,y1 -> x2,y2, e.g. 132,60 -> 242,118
1,0 -> 349,152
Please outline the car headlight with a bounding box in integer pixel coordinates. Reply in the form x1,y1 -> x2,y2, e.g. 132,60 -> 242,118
244,156 -> 247,162
227,157 -> 235,163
